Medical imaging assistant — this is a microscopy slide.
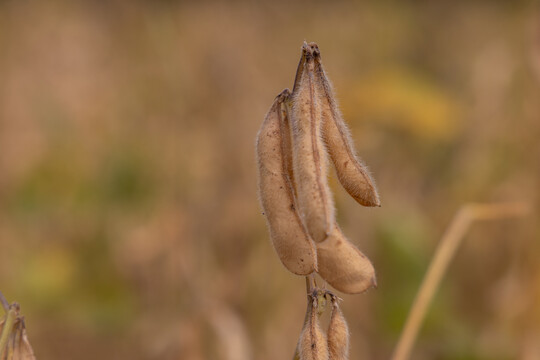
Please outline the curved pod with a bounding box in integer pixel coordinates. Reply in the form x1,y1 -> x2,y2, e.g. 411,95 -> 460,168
256,89 -> 317,276
314,56 -> 380,207
316,226 -> 376,294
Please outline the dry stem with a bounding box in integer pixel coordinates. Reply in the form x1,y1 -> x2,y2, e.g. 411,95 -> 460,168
391,202 -> 530,360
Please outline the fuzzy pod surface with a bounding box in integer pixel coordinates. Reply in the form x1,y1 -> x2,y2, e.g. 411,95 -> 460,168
290,42 -> 335,243
297,293 -> 329,360
316,226 -> 376,294
256,89 -> 318,275
314,54 -> 380,207
327,297 -> 350,360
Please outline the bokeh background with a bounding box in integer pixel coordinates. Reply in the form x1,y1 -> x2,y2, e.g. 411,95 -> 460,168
1,1 -> 539,359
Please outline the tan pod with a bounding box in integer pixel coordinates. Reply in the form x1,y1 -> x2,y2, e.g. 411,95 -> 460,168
256,89 -> 317,276
297,293 -> 329,360
290,42 -> 335,243
316,226 -> 376,294
327,296 -> 350,360
313,54 -> 380,207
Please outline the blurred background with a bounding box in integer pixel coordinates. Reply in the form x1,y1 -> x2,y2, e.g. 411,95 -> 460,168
0,1 -> 539,359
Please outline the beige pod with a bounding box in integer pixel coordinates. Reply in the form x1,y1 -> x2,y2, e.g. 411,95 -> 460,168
316,226 -> 376,294
297,292 -> 329,360
327,296 -> 350,360
256,89 -> 317,276
290,42 -> 335,243
312,53 -> 380,207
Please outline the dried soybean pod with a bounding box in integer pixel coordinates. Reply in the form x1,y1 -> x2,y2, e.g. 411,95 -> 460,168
327,295 -> 350,360
297,292 -> 329,360
256,89 -> 317,276
291,42 -> 335,243
313,51 -> 380,207
316,226 -> 376,294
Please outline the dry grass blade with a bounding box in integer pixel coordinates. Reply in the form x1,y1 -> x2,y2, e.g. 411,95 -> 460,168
206,304 -> 252,360
391,202 -> 530,360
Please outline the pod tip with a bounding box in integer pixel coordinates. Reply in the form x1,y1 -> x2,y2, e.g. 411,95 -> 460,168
302,41 -> 320,58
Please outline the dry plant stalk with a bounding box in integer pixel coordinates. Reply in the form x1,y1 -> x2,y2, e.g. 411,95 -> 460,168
257,41 -> 379,360
258,42 -> 530,360
391,202 -> 530,360
256,41 -> 379,294
0,292 -> 36,360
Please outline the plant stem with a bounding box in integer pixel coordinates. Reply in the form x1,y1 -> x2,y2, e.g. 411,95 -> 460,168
391,202 -> 529,360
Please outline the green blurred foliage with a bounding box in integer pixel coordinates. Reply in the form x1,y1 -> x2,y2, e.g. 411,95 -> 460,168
0,1 -> 539,359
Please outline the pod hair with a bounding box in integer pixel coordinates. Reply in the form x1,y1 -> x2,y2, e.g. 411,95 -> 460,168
297,291 -> 329,360
316,226 -> 376,294
290,42 -> 335,243
313,53 -> 380,207
327,295 -> 350,360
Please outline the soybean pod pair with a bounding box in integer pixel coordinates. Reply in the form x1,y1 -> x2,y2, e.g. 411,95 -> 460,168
297,291 -> 349,360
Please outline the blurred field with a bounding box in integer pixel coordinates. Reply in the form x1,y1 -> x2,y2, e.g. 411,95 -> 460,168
0,1 -> 539,359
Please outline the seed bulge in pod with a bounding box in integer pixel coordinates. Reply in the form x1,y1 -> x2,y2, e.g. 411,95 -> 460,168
256,89 -> 317,275
316,226 -> 376,294
290,42 -> 335,243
